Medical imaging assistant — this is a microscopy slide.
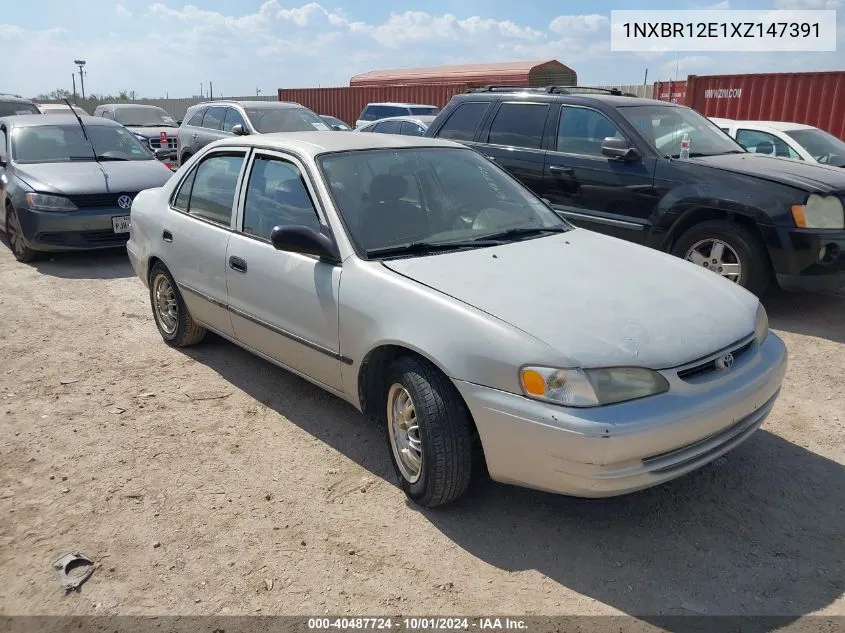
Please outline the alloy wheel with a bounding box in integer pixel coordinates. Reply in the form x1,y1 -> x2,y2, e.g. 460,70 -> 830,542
152,274 -> 179,335
685,238 -> 742,283
387,383 -> 423,483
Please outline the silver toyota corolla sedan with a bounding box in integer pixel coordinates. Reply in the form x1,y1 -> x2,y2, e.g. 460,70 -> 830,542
127,132 -> 788,507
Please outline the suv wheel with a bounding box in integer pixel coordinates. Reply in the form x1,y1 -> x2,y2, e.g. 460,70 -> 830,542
672,220 -> 771,296
383,355 -> 474,508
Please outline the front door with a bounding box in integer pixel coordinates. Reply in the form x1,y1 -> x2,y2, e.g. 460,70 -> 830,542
225,150 -> 344,391
163,149 -> 248,337
541,104 -> 657,244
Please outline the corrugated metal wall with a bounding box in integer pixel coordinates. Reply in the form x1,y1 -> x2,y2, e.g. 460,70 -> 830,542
586,84 -> 654,99
653,80 -> 687,104
277,83 -> 471,126
36,95 -> 277,121
686,72 -> 845,140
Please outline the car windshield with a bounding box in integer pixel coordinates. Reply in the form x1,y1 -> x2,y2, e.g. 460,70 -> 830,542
113,106 -> 177,127
319,147 -> 571,257
621,104 -> 745,158
409,106 -> 439,116
0,102 -> 41,116
245,107 -> 330,133
783,128 -> 845,166
11,124 -> 154,163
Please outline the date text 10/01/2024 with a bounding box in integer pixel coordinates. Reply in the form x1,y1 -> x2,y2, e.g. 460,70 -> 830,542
622,22 -> 820,38
307,617 -> 528,630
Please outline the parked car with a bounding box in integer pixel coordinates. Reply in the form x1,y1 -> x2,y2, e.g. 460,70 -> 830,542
425,87 -> 845,295
36,103 -> 88,116
320,115 -> 351,131
710,118 -> 845,167
355,115 -> 435,137
0,114 -> 174,262
93,103 -> 179,165
355,102 -> 440,129
177,100 -> 329,166
126,131 -> 787,508
0,94 -> 41,117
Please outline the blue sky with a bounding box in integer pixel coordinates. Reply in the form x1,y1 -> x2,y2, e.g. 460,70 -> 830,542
1,0 -> 842,98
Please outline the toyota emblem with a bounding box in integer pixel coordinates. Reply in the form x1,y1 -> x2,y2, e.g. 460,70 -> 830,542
117,195 -> 133,210
715,352 -> 735,371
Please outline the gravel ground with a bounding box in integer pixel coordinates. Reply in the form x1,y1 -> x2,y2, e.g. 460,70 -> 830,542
0,244 -> 842,627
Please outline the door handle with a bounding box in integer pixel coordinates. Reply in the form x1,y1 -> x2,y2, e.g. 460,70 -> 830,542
229,256 -> 247,273
162,230 -> 173,243
549,165 -> 574,175
192,133 -> 198,140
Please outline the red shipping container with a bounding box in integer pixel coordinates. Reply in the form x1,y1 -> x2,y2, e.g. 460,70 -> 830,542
684,71 -> 845,141
277,83 -> 471,129
653,80 -> 688,105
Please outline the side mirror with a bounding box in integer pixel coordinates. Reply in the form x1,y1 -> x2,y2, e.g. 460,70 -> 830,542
0,154 -> 6,167
270,225 -> 340,263
176,120 -> 183,126
231,124 -> 248,136
154,148 -> 171,161
601,137 -> 640,161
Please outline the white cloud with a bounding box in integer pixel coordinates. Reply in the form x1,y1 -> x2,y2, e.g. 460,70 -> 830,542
549,14 -> 609,34
661,55 -> 714,78
773,0 -> 840,8
115,4 -> 131,18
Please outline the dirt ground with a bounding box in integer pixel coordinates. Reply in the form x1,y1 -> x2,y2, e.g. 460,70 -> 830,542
0,243 -> 842,626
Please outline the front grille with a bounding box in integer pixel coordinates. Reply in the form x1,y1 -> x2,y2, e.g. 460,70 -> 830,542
149,137 -> 178,149
81,230 -> 129,244
36,233 -> 68,245
67,193 -> 138,209
677,338 -> 755,381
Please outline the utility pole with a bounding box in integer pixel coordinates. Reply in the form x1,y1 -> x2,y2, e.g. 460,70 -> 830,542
643,68 -> 648,87
72,74 -> 77,104
209,81 -> 213,100
73,60 -> 86,100
256,87 -> 261,97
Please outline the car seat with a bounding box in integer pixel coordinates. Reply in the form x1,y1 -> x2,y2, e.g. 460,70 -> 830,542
357,174 -> 427,250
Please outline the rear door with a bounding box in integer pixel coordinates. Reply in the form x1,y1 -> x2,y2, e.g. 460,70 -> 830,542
197,106 -> 226,150
225,149 -> 343,390
429,101 -> 493,146
476,101 -> 550,195
181,107 -> 206,157
162,149 -> 249,337
540,104 -> 657,244
374,120 -> 402,135
399,121 -> 426,137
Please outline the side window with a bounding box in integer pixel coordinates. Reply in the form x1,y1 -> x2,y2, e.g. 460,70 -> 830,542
556,106 -> 624,156
736,129 -> 799,159
171,167 -> 198,213
243,155 -> 320,240
223,108 -> 247,133
186,153 -> 245,226
101,110 -> 114,120
187,109 -> 206,126
201,106 -> 226,130
0,128 -> 6,156
436,102 -> 491,141
400,122 -> 425,137
360,106 -> 377,122
386,106 -> 406,118
376,120 -> 402,134
487,102 -> 550,150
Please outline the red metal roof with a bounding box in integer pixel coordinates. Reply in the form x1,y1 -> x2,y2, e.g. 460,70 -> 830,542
350,60 -> 576,87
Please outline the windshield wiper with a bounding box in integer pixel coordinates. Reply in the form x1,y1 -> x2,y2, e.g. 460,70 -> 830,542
95,156 -> 130,161
669,150 -> 743,158
367,239 -> 502,259
474,225 -> 569,242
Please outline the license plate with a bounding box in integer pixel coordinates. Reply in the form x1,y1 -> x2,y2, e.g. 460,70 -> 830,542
112,216 -> 131,233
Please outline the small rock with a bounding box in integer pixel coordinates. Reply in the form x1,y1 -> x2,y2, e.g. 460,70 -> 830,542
108,567 -> 116,572
49,475 -> 55,480
108,407 -> 126,415
264,578 -> 274,591
61,487 -> 70,494
300,540 -> 306,546
347,549 -> 355,555
153,541 -> 162,549
195,598 -> 201,603
328,469 -> 338,475
264,493 -> 271,501
61,476 -> 67,481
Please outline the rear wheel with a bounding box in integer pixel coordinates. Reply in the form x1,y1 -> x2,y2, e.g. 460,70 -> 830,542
384,356 -> 474,508
148,263 -> 206,347
5,205 -> 40,263
672,220 -> 771,296
179,152 -> 192,167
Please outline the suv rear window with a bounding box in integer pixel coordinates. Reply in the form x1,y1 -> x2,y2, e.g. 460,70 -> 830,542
436,102 -> 491,142
487,102 -> 549,150
0,102 -> 40,117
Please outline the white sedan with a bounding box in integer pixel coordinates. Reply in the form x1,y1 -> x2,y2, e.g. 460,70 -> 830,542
710,118 -> 845,167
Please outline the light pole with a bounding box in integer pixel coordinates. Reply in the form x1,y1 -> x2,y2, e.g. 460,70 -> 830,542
74,60 -> 86,100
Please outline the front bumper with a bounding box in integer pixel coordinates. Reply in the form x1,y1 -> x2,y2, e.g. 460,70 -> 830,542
771,228 -> 845,293
454,333 -> 788,498
16,205 -> 131,252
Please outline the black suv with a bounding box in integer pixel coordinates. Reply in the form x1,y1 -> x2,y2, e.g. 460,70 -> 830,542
426,87 -> 845,295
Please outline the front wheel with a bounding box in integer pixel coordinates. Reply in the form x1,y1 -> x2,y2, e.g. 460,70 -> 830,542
148,263 -> 206,347
384,356 -> 474,508
671,220 -> 771,296
5,205 -> 40,263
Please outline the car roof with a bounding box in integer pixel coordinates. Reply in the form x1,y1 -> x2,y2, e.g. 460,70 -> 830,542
731,120 -> 817,131
97,103 -> 166,110
0,114 -> 121,127
365,102 -> 438,108
211,130 -> 462,157
362,115 -> 436,126
0,93 -> 35,103
190,100 -> 305,109
451,90 -> 671,108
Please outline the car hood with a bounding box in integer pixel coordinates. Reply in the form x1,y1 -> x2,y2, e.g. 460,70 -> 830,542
692,153 -> 845,193
381,229 -> 758,370
125,126 -> 179,138
15,160 -> 174,195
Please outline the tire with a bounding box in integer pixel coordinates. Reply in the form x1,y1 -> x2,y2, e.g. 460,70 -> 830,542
384,355 -> 474,507
671,219 -> 771,297
5,204 -> 40,263
179,152 -> 192,168
148,263 -> 206,347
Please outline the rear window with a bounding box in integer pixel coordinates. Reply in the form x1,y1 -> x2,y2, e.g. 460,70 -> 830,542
409,106 -> 440,116
435,102 -> 491,142
244,107 -> 328,133
0,102 -> 41,117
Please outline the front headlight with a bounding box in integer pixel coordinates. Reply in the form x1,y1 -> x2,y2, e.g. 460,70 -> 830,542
520,365 -> 669,407
791,194 -> 845,229
24,193 -> 77,212
755,302 -> 769,345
